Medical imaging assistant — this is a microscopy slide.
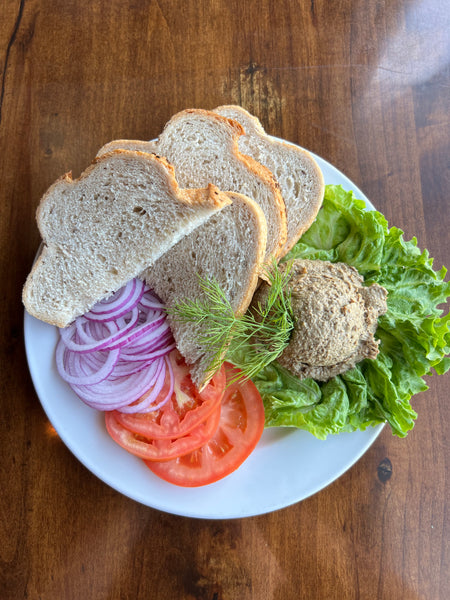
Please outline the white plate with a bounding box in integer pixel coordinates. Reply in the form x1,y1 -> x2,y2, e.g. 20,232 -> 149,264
24,151 -> 384,519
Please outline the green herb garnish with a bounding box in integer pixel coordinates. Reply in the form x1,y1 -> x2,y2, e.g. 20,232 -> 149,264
168,263 -> 295,382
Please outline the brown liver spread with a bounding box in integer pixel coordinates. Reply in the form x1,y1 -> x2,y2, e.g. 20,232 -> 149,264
254,259 -> 388,381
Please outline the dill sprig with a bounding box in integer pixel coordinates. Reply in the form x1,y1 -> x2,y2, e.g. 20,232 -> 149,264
168,262 -> 295,382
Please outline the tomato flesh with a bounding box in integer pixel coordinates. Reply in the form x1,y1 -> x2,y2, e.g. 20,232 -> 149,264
105,402 -> 221,461
145,364 -> 265,486
113,350 -> 226,439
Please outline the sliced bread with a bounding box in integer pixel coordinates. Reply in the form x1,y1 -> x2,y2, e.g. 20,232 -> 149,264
148,109 -> 287,262
214,105 -> 324,255
23,150 -> 231,327
142,191 -> 267,389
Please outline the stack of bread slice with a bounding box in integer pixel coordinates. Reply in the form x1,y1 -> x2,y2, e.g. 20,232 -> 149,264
22,151 -> 232,328
23,106 -> 324,388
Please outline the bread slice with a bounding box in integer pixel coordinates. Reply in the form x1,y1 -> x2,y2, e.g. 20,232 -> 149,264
146,109 -> 287,262
141,191 -> 267,389
97,112 -> 286,262
214,105 -> 324,255
23,150 -> 232,328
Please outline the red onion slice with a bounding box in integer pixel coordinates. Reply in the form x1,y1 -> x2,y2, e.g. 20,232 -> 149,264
60,307 -> 140,353
120,327 -> 172,354
57,279 -> 178,414
119,340 -> 176,362
110,357 -> 160,378
55,339 -> 120,385
137,354 -> 175,413
118,317 -> 170,350
139,288 -> 165,310
75,318 -> 117,343
70,361 -> 162,410
87,278 -> 145,321
117,356 -> 168,413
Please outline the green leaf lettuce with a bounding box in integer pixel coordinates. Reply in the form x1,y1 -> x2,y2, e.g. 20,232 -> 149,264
250,185 -> 450,438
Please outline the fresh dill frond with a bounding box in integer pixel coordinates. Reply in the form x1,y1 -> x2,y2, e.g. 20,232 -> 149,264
168,262 -> 295,382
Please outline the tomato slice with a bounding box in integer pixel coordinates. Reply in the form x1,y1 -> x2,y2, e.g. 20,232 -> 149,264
145,363 -> 265,487
113,350 -> 226,439
105,402 -> 221,461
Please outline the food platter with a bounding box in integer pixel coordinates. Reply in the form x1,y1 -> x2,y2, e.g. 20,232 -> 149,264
24,150 -> 384,519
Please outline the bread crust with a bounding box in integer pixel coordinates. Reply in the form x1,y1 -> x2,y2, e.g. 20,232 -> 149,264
96,139 -> 157,157
213,191 -> 267,317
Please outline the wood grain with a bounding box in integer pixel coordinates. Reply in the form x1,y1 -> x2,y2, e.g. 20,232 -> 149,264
0,1 -> 448,598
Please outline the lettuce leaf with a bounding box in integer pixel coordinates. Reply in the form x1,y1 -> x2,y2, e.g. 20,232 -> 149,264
251,185 -> 450,438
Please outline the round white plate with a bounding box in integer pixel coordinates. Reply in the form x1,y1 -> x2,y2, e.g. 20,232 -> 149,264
24,151 -> 384,519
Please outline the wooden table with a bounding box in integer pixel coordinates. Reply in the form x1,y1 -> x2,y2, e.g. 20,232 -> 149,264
1,1 -> 449,598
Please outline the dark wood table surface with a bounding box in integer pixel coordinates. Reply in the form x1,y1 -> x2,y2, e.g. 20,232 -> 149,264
1,1 -> 449,598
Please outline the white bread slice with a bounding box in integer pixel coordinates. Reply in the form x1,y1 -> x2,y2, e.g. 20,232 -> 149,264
23,150 -> 231,328
214,105 -> 324,255
141,192 -> 267,389
148,109 -> 287,262
97,115 -> 285,262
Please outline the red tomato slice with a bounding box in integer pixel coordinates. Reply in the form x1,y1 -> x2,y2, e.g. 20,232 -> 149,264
145,363 -> 265,487
105,402 -> 221,461
113,350 -> 226,439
